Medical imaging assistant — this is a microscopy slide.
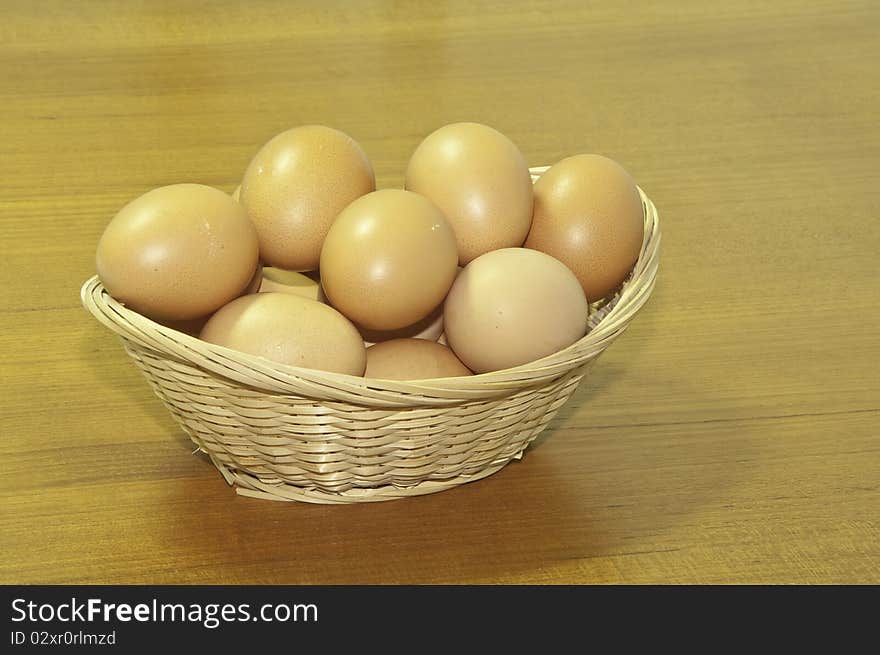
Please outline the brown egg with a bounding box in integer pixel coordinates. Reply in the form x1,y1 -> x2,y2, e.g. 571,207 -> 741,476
96,184 -> 259,322
240,125 -> 375,271
199,292 -> 365,375
405,122 -> 534,265
259,267 -> 326,302
365,338 -> 472,380
320,189 -> 458,331
158,264 -> 261,336
358,302 -> 444,346
525,154 -> 644,302
444,248 -> 589,374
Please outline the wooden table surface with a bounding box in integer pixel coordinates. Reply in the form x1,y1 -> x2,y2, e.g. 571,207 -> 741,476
2,1 -> 878,585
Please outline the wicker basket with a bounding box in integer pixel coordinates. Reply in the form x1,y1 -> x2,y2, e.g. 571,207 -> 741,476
80,166 -> 660,503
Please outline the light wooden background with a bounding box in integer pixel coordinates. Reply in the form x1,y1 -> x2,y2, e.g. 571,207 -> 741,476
1,1 -> 877,584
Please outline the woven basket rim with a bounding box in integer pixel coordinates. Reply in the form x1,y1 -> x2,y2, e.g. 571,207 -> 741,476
81,167 -> 660,407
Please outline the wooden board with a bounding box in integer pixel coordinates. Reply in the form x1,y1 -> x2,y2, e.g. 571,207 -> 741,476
1,0 -> 877,583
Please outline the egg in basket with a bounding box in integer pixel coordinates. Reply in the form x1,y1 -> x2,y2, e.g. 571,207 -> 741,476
82,122 -> 659,503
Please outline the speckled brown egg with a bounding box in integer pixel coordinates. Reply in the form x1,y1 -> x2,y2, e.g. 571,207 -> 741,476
525,154 -> 644,302
444,248 -> 589,374
199,292 -> 365,375
365,338 -> 472,380
158,263 -> 261,336
240,125 -> 375,271
405,122 -> 534,265
95,183 -> 259,322
320,189 -> 458,331
358,265 -> 461,345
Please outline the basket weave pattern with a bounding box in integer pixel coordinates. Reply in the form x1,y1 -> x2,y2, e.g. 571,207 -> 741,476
81,168 -> 660,503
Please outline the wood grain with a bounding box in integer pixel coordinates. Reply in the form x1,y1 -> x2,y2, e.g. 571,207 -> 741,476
1,0 -> 877,584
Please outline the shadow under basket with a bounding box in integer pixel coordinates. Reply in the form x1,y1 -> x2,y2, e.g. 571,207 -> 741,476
81,169 -> 661,503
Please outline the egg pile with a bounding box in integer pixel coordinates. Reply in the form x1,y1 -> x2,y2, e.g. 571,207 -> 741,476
95,123 -> 644,381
